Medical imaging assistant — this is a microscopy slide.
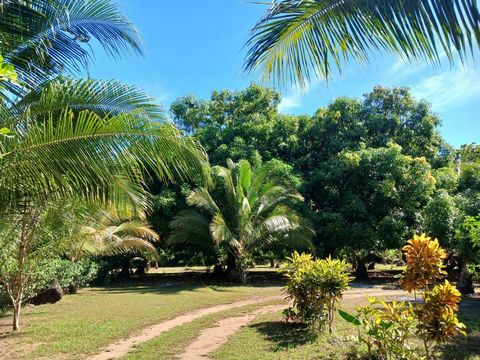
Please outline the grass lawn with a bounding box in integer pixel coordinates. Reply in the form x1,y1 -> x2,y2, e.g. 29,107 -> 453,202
0,278 -> 281,360
2,272 -> 478,360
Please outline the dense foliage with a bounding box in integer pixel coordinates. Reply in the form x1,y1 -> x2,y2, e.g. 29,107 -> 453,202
166,84 -> 480,281
169,159 -> 313,282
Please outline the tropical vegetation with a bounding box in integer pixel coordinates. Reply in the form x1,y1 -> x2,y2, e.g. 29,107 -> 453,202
244,0 -> 480,88
169,159 -> 313,283
0,1 -> 479,359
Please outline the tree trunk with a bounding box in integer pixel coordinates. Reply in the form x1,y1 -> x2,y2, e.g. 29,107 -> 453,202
118,261 -> 131,279
355,259 -> 369,280
226,251 -> 236,274
457,260 -> 474,295
12,298 -> 21,331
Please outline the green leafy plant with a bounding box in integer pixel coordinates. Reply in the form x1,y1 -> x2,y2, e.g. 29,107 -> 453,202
282,251 -> 352,332
340,299 -> 416,360
340,234 -> 467,359
169,159 -> 313,284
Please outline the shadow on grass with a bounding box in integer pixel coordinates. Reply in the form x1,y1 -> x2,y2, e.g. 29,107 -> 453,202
249,320 -> 317,352
90,272 -> 285,296
440,296 -> 480,360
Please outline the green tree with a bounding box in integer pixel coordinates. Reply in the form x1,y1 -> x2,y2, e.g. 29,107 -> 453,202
169,159 -> 313,283
298,87 -> 448,171
306,144 -> 436,277
171,84 -> 307,166
420,190 -> 460,249
244,0 -> 480,88
455,216 -> 480,294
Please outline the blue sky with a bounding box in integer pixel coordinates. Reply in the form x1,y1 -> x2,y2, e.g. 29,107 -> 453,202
90,0 -> 480,148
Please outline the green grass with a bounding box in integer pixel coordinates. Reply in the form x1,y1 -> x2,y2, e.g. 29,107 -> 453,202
440,296 -> 480,360
0,280 -> 281,360
2,278 -> 478,360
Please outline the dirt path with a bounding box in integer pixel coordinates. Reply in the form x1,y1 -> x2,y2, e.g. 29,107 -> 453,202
176,304 -> 285,360
90,286 -> 405,360
176,287 -> 405,360
89,295 -> 283,360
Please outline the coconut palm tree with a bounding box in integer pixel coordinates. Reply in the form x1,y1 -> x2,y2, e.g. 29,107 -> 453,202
169,159 -> 313,283
0,0 -> 207,330
244,0 -> 480,88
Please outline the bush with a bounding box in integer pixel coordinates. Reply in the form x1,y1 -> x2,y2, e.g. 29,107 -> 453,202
340,234 -> 466,360
282,252 -> 352,332
30,258 -> 98,296
340,299 -> 416,359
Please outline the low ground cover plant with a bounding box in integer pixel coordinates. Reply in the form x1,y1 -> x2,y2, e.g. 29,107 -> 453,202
340,234 -> 466,359
282,251 -> 353,332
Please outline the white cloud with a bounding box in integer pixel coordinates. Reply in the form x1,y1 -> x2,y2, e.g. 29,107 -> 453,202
411,69 -> 480,111
278,79 -> 321,113
388,52 -> 447,80
278,91 -> 303,112
388,58 -> 426,80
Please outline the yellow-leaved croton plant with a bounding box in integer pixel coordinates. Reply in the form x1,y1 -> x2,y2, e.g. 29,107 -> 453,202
401,234 -> 447,292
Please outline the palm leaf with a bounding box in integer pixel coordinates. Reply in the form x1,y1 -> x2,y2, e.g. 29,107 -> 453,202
15,78 -> 163,120
168,210 -> 212,248
1,0 -> 143,91
244,0 -> 480,88
0,109 -> 207,208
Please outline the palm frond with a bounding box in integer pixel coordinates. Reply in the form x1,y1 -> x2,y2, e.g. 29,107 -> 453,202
187,188 -> 221,215
15,78 -> 163,120
0,109 -> 207,208
168,210 -> 212,248
245,0 -> 480,88
1,0 -> 143,91
210,212 -> 238,248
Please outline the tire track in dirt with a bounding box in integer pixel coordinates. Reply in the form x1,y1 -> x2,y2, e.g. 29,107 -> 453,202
89,295 -> 283,360
175,287 -> 405,360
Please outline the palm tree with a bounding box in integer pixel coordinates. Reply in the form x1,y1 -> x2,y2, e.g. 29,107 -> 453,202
169,159 -> 313,283
244,0 -> 480,88
0,0 -> 207,330
60,206 -> 159,261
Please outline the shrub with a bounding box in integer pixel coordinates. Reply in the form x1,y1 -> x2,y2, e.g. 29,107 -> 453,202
340,234 -> 466,360
401,234 -> 446,293
31,258 -> 98,296
341,298 -> 416,359
282,252 -> 352,332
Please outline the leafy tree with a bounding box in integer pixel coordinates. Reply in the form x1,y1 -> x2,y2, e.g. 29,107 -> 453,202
169,159 -> 313,283
420,190 -> 460,249
459,143 -> 480,163
171,84 -> 306,166
306,144 -> 436,277
244,0 -> 480,88
298,87 -> 448,171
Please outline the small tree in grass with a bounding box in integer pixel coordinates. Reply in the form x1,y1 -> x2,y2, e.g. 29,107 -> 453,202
282,252 -> 352,333
340,234 -> 466,359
